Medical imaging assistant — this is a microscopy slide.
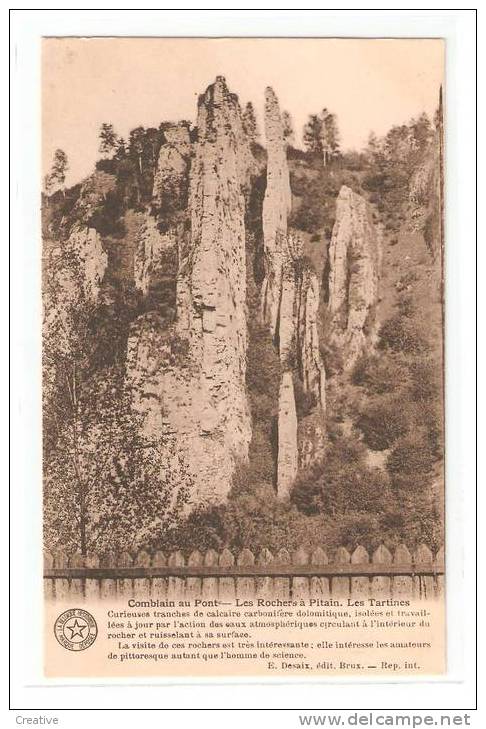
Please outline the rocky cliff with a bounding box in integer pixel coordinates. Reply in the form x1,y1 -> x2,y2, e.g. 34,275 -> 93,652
43,76 -> 444,555
261,87 -> 293,335
259,89 -> 327,496
127,77 -> 252,504
44,79 -> 384,509
327,185 -> 382,367
152,122 -> 191,213
45,225 -> 107,320
134,216 -> 178,295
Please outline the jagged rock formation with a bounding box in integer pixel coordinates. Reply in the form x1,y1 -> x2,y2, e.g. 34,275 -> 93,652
409,106 -> 444,261
409,154 -> 435,207
43,225 -> 108,391
261,87 -> 293,335
277,371 -> 298,497
134,215 -> 178,296
127,77 -> 252,504
259,89 -> 326,497
296,267 -> 326,412
71,172 -> 117,227
49,225 -> 107,304
327,185 -> 382,367
183,76 -> 252,459
135,124 -> 192,298
275,232 -> 326,413
152,122 -> 192,211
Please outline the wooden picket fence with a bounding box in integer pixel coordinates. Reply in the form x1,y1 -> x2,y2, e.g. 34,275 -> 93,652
44,543 -> 444,602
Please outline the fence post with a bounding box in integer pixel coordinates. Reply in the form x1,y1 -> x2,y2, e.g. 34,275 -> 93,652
151,551 -> 167,598
332,547 -> 351,599
292,548 -> 310,600
219,549 -> 236,601
167,551 -> 185,600
371,544 -> 392,598
414,544 -> 434,600
44,552 -> 54,602
134,550 -> 151,598
117,551 -> 133,600
256,548 -> 274,599
310,547 -> 330,599
53,550 -> 69,603
435,546 -> 445,599
85,552 -> 100,601
351,545 -> 370,599
186,550 -> 203,600
236,549 -> 255,599
392,544 -> 413,599
274,548 -> 291,600
69,552 -> 85,602
100,551 -> 117,601
201,549 -> 218,599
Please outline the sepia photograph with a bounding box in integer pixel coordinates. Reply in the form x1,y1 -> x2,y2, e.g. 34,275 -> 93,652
7,4 -> 480,719
39,36 -> 449,678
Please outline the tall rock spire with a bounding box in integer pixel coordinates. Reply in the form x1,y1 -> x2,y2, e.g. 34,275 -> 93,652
327,185 -> 382,366
127,77 -> 252,504
261,86 -> 292,335
258,87 -> 326,497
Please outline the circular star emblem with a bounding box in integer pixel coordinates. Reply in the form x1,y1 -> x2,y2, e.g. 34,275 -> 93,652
54,608 -> 97,651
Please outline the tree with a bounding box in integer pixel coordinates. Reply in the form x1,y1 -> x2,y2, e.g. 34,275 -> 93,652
303,114 -> 322,156
115,137 -> 127,160
366,131 -> 380,157
303,109 -> 340,165
318,107 -> 331,163
242,102 -> 259,142
46,148 -> 68,195
98,123 -> 118,158
43,241 -> 191,555
128,126 -> 146,174
43,366 -> 190,556
282,110 -> 295,147
323,111 -> 340,161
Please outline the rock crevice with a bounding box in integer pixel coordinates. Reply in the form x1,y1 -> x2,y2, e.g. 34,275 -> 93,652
327,185 -> 382,366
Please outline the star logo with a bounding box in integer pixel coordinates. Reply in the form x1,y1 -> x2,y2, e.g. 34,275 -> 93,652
54,609 -> 98,651
65,618 -> 87,640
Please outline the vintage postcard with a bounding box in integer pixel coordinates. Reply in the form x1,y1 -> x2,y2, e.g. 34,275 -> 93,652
42,37 -> 445,678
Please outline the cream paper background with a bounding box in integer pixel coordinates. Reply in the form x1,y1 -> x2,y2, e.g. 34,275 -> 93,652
9,8 -> 477,713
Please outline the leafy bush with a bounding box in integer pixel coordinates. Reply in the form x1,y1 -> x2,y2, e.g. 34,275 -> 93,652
351,353 -> 406,395
88,190 -> 126,238
357,398 -> 409,451
407,359 -> 441,402
386,435 -> 436,478
291,435 -> 394,517
95,158 -> 119,175
378,315 -> 427,355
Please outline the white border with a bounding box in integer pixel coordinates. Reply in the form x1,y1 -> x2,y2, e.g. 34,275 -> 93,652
8,6 -> 477,715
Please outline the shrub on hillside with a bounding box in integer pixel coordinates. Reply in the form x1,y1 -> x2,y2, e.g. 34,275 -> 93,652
378,315 -> 427,355
386,435 -> 436,478
351,353 -> 407,395
291,435 -> 395,517
407,359 -> 441,402
357,398 -> 409,451
89,189 -> 126,238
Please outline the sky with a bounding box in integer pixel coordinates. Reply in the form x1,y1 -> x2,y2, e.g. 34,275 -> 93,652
42,37 -> 444,187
